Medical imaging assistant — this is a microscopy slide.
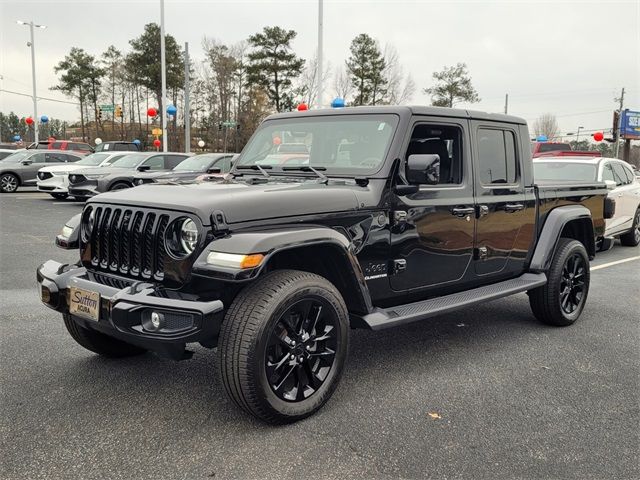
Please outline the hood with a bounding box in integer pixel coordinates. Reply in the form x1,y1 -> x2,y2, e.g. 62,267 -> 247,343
133,170 -> 187,180
39,163 -> 92,173
73,166 -> 133,176
88,179 -> 367,225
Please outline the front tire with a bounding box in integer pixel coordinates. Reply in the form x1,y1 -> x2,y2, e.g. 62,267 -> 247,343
63,314 -> 147,357
0,173 -> 19,193
529,238 -> 590,326
50,193 -> 68,200
218,270 -> 349,424
109,182 -> 131,191
619,208 -> 640,247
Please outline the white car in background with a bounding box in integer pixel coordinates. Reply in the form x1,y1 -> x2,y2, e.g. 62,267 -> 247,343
534,156 -> 640,248
36,151 -> 128,199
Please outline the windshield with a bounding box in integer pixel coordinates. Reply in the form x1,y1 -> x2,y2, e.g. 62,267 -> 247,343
1,151 -> 31,163
236,114 -> 399,175
534,162 -> 597,182
110,153 -> 148,168
76,153 -> 110,166
173,155 -> 218,172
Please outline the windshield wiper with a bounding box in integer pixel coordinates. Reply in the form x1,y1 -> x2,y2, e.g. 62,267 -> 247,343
282,165 -> 328,183
235,164 -> 272,178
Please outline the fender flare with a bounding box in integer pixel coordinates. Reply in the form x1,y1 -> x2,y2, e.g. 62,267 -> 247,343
192,226 -> 374,313
529,205 -> 595,272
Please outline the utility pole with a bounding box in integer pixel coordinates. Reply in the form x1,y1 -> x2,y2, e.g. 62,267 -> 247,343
160,0 -> 168,152
317,0 -> 324,108
17,20 -> 46,144
615,87 -> 625,159
504,93 -> 508,114
184,42 -> 190,153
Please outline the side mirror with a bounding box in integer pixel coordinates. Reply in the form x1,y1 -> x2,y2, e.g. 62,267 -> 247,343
206,167 -> 221,174
604,179 -> 617,190
137,165 -> 151,172
22,160 -> 33,165
406,154 -> 440,185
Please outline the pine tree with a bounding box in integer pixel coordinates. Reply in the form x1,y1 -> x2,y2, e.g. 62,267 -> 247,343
246,26 -> 305,112
424,63 -> 480,108
346,34 -> 387,106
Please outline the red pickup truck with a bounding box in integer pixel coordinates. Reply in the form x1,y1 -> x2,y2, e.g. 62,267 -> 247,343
531,142 -> 601,158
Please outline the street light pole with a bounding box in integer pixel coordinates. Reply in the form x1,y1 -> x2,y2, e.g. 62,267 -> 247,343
17,20 -> 46,144
317,0 -> 324,108
160,0 -> 168,152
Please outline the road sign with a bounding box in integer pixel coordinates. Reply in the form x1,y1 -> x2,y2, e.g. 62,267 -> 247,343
152,128 -> 162,135
222,121 -> 236,127
620,109 -> 640,140
100,104 -> 115,112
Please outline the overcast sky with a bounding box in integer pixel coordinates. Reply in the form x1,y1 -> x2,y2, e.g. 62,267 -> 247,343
1,0 -> 638,138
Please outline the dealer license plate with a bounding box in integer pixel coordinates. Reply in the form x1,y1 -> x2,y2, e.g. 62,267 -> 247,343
69,287 -> 100,321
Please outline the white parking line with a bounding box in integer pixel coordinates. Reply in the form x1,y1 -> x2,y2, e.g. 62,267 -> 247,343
592,256 -> 640,271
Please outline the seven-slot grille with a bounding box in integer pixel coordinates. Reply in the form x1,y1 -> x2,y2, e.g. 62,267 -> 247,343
88,206 -> 171,281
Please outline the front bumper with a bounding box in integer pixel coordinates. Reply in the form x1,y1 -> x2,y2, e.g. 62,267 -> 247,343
37,260 -> 225,359
68,179 -> 98,198
37,175 -> 69,193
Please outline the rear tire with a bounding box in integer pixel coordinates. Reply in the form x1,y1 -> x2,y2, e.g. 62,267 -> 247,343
217,270 -> 349,424
619,208 -> 640,247
529,238 -> 590,326
50,193 -> 68,200
0,173 -> 19,193
63,314 -> 147,357
109,182 -> 131,191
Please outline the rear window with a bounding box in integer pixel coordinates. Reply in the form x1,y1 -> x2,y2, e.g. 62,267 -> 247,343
533,162 -> 597,182
538,143 -> 572,153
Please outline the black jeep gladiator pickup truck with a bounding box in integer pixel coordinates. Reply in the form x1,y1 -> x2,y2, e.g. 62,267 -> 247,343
37,106 -> 610,424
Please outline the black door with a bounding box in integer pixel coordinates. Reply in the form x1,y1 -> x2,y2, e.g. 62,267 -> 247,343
389,118 -> 476,293
471,122 -> 536,277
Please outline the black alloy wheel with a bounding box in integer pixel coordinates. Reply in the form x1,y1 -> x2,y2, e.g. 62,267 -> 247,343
265,298 -> 338,402
559,252 -> 587,315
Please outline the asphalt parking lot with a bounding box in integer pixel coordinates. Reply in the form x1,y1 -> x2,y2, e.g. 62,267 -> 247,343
1,189 -> 639,480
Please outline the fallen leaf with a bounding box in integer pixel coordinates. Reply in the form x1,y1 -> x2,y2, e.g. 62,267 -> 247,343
428,412 -> 442,419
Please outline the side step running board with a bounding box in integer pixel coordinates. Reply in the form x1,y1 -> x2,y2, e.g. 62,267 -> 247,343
361,273 -> 547,330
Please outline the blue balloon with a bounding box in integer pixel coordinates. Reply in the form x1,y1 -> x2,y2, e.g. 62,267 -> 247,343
40,115 -> 49,123
536,135 -> 548,142
132,139 -> 141,145
331,97 -> 345,108
13,135 -> 21,141
166,105 -> 177,116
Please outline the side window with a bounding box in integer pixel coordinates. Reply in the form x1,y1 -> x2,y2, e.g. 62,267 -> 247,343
107,155 -> 125,164
45,152 -> 65,163
215,156 -> 233,173
143,156 -> 165,170
30,153 -> 47,163
602,163 -> 615,182
404,124 -> 463,184
52,142 -> 63,149
621,164 -> 635,183
65,154 -> 81,163
611,163 -> 629,186
167,155 -> 187,169
478,128 -> 518,185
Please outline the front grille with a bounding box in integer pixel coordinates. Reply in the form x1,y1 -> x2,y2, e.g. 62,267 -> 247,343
88,206 -> 171,281
38,172 -> 53,180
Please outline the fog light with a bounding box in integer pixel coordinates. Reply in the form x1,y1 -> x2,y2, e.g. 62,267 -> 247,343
142,311 -> 165,332
41,285 -> 51,304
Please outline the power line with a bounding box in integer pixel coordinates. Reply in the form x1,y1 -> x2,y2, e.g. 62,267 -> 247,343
0,88 -> 79,106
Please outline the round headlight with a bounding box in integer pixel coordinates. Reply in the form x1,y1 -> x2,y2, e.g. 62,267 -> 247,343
180,219 -> 199,254
69,175 -> 76,183
81,207 -> 95,242
164,217 -> 199,259
136,179 -> 144,185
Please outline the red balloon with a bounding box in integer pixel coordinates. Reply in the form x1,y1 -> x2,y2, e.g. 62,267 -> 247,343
147,107 -> 157,117
593,131 -> 604,142
25,117 -> 34,125
153,139 -> 161,147
297,103 -> 308,111
273,136 -> 282,145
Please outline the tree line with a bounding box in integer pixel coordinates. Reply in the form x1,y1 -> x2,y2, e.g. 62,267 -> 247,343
1,23 -> 481,150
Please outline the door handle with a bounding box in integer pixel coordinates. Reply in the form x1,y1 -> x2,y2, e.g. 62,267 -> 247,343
451,207 -> 475,217
503,203 -> 524,213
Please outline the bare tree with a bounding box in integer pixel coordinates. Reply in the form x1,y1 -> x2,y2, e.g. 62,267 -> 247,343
382,45 -> 415,105
332,65 -> 353,103
296,52 -> 331,106
533,113 -> 559,140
